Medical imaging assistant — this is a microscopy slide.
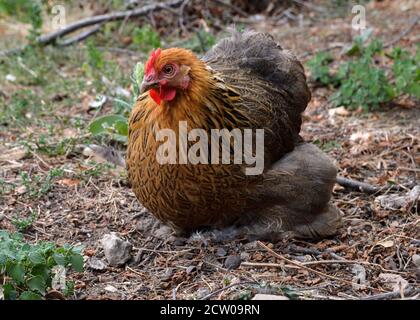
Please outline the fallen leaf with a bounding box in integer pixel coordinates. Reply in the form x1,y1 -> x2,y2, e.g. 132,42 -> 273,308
328,106 -> 351,117
0,147 -> 27,162
377,240 -> 394,248
104,285 -> 118,293
16,185 -> 27,195
57,178 -> 80,187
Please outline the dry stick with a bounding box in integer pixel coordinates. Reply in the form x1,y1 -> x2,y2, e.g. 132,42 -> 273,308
256,241 -> 385,292
0,0 -> 183,56
242,260 -> 405,275
336,177 -> 380,194
38,0 -> 183,45
200,281 -> 259,301
361,287 -> 420,300
384,16 -> 419,48
58,24 -> 104,47
335,177 -> 407,195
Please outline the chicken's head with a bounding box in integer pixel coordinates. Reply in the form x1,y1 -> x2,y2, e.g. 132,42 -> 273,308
140,48 -> 195,105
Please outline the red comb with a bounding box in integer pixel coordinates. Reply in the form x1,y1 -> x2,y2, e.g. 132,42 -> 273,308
145,48 -> 161,74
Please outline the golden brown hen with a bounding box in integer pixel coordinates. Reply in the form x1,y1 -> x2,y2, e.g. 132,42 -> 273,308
126,30 -> 342,240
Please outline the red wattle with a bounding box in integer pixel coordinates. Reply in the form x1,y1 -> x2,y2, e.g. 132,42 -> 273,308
149,89 -> 161,105
159,87 -> 177,101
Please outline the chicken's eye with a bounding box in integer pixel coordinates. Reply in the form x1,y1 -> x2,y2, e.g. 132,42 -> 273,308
162,64 -> 175,76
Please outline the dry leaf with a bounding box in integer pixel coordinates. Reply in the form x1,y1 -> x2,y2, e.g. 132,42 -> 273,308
15,185 -> 27,195
57,178 -> 80,187
0,147 -> 27,162
377,240 -> 394,248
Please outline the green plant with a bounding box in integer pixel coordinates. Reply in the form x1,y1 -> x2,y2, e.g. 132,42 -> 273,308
331,40 -> 395,111
0,0 -> 43,42
132,25 -> 161,52
390,46 -> 420,97
19,168 -> 65,198
306,52 -> 336,86
85,40 -> 105,70
0,231 -> 83,300
88,62 -> 142,143
307,31 -> 419,111
12,213 -> 37,232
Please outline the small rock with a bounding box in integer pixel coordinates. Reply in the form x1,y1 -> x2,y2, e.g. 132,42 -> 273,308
104,285 -> 118,293
352,264 -> 369,290
378,273 -> 408,292
87,257 -> 107,271
6,74 -> 16,82
101,233 -> 132,267
89,95 -> 107,109
186,265 -> 196,274
224,255 -> 241,270
196,288 -> 210,299
216,247 -> 228,257
412,254 -> 420,268
161,268 -> 173,281
243,241 -> 258,250
252,294 -> 289,300
375,186 -> 420,211
153,225 -> 173,239
173,238 -> 186,246
240,252 -> 250,260
0,213 -> 5,221
328,106 -> 350,117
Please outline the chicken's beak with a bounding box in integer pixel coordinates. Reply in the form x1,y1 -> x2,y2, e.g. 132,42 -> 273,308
140,80 -> 159,94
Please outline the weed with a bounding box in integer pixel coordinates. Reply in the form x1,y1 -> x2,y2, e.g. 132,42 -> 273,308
0,231 -> 83,300
132,25 -> 161,52
307,33 -> 419,111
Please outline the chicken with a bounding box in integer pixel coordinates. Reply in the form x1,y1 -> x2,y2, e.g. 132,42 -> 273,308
126,30 -> 342,240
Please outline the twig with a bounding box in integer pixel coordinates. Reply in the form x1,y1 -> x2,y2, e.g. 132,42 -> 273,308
361,287 -> 420,300
212,0 -> 248,17
178,0 -> 190,35
299,43 -> 345,59
336,177 -> 406,195
38,0 -> 183,45
384,16 -> 419,48
241,262 -> 300,269
257,241 -> 380,290
301,259 -> 406,274
57,24 -> 104,47
0,0 -> 183,56
199,281 -> 258,300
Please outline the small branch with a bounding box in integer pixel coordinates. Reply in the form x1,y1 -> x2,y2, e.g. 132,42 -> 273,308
57,24 -> 104,47
384,16 -> 419,48
257,241 -> 383,291
336,177 -> 380,194
361,287 -> 420,300
0,0 -> 183,56
199,281 -> 259,300
37,0 -> 184,45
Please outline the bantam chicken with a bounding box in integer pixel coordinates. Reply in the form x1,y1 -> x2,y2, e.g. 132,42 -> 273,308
127,30 -> 342,240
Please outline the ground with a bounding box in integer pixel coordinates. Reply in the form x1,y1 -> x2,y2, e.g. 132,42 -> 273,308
0,0 -> 418,300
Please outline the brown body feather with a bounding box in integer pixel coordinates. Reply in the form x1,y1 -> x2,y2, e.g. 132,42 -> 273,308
126,31 -> 339,237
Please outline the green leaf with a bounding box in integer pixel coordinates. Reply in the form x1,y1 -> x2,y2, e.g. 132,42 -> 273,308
27,275 -> 46,294
31,264 -> 50,281
53,253 -> 65,266
19,291 -> 42,300
9,263 -> 25,284
70,254 -> 84,272
28,251 -> 45,265
2,283 -> 18,300
88,115 -> 128,136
